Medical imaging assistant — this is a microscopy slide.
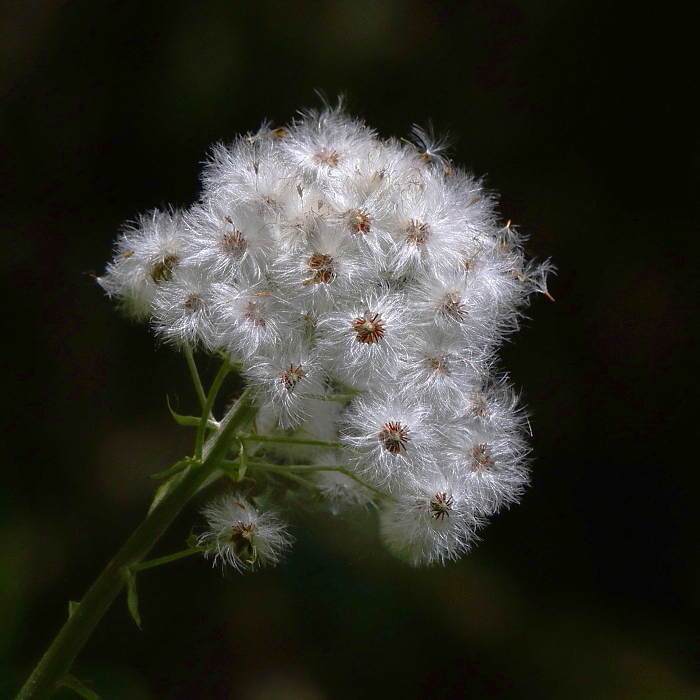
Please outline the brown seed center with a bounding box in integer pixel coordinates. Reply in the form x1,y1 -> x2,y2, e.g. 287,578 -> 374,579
227,522 -> 257,562
439,291 -> 466,321
428,354 -> 452,375
352,312 -> 386,344
302,253 -> 336,285
222,217 -> 247,258
472,443 -> 494,470
348,210 -> 372,234
378,421 -> 411,454
405,219 -> 430,245
430,492 -> 454,520
243,301 -> 266,327
184,293 -> 201,311
314,148 -> 340,167
280,364 -> 306,392
150,254 -> 179,284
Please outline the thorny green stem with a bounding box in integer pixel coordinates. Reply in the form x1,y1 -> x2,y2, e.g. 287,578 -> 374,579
16,385 -> 258,700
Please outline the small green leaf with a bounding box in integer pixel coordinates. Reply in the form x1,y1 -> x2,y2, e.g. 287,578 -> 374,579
167,395 -> 218,428
68,600 -> 79,617
166,395 -> 203,427
150,457 -> 195,480
237,438 -> 248,481
170,412 -> 202,427
60,674 -> 101,700
149,474 -> 178,513
122,566 -> 141,629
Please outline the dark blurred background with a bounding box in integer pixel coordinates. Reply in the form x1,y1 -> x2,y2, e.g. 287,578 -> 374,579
2,1 -> 697,698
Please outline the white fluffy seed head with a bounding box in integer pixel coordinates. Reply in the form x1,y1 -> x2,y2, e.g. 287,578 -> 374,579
99,209 -> 187,320
400,328 -> 490,409
179,200 -> 273,281
102,102 -> 551,566
442,420 -> 531,516
340,391 -> 439,490
150,266 -> 222,349
379,472 -> 482,566
198,493 -> 292,571
316,289 -> 416,390
244,343 -> 327,429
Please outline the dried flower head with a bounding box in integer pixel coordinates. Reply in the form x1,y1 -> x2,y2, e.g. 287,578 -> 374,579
198,494 -> 292,571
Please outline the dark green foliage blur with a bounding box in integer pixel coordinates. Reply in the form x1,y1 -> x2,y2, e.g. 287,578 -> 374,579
2,1 -> 697,698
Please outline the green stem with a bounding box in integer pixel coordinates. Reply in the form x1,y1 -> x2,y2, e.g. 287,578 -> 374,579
194,360 -> 232,462
58,675 -> 99,700
239,434 -> 341,448
264,466 -> 321,491
16,387 -> 257,700
300,393 -> 355,402
183,343 -> 207,411
249,462 -> 383,495
131,546 -> 201,572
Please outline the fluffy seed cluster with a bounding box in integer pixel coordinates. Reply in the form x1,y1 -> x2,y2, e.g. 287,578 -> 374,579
197,493 -> 292,571
100,104 -> 551,567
